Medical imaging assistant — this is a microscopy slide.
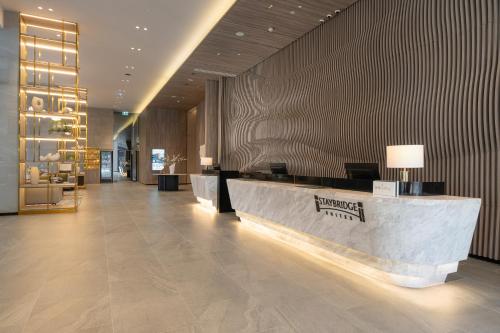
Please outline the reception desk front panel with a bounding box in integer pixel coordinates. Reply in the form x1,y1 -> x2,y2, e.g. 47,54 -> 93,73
191,174 -> 218,211
227,179 -> 481,288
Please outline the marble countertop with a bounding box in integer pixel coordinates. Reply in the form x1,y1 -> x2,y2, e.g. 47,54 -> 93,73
234,178 -> 474,201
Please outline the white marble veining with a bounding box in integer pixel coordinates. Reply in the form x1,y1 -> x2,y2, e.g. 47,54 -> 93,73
227,179 -> 481,288
190,174 -> 218,211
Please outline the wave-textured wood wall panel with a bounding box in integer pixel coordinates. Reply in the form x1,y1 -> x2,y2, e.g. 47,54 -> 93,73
220,0 -> 500,260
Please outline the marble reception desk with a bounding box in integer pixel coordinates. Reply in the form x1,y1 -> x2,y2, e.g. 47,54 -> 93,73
190,174 -> 218,211
227,179 -> 481,288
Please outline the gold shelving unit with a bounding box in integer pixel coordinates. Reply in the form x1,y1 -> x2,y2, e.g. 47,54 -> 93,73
85,147 -> 100,170
18,13 -> 84,214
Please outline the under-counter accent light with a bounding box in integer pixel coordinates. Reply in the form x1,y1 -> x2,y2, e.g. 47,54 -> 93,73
114,0 -> 236,140
196,197 -> 217,213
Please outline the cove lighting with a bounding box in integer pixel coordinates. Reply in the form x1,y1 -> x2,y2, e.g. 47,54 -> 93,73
114,0 -> 237,140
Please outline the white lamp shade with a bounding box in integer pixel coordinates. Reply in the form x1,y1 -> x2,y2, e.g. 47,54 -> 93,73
386,145 -> 424,168
200,157 -> 213,166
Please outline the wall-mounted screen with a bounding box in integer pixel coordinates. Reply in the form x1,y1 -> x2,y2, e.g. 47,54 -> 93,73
152,149 -> 165,171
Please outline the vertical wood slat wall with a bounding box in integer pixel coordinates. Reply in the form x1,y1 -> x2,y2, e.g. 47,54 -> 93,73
138,108 -> 187,185
220,0 -> 500,260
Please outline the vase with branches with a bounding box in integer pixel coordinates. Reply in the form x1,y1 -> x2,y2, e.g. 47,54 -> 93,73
161,153 -> 187,174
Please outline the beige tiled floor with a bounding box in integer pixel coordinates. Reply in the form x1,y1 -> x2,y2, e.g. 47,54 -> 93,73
0,182 -> 499,333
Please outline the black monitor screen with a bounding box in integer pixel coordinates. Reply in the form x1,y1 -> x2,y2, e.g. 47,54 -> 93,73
345,163 -> 380,180
270,163 -> 288,175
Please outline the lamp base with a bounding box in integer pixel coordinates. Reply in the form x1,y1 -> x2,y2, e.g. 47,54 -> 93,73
399,181 -> 423,196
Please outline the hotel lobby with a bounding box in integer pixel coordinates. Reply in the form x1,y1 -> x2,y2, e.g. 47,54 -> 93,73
0,0 -> 499,332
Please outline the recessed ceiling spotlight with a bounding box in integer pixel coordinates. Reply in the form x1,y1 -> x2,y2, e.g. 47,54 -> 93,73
137,48 -> 142,51
37,6 -> 43,10
135,26 -> 140,30
177,100 -> 181,103
326,14 -> 333,19
319,18 -> 325,23
290,10 -> 295,15
237,53 -> 241,56
143,27 -> 148,31
48,8 -> 53,12
267,4 -> 273,9
298,5 -> 303,9
130,47 -> 135,50
217,52 -> 221,56
235,31 -> 245,37
171,95 -> 177,98
334,9 -> 341,14
187,78 -> 194,82
267,27 -> 275,32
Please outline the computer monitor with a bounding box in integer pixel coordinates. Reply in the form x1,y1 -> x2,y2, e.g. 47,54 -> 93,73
270,163 -> 288,175
345,163 -> 380,180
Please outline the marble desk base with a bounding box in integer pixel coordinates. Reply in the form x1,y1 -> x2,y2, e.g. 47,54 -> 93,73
227,179 -> 481,289
190,174 -> 218,212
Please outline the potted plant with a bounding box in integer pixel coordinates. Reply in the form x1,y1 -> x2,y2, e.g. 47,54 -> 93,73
161,153 -> 187,174
49,119 -> 73,136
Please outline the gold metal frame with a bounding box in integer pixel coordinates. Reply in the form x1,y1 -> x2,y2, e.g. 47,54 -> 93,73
18,13 -> 85,214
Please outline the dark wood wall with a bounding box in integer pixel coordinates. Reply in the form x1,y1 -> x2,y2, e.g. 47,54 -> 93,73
138,108 -> 187,185
220,0 -> 500,260
187,100 -> 205,176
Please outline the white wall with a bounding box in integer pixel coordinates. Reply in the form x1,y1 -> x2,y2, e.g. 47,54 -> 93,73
0,11 -> 18,214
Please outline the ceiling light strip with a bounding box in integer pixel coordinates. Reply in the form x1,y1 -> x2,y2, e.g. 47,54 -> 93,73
114,0 -> 237,139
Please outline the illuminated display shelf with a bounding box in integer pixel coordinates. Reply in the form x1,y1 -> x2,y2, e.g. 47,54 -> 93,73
20,34 -> 77,54
21,59 -> 78,76
18,13 -> 83,214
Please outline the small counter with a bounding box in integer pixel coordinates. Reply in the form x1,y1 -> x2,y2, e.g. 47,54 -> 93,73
227,179 -> 481,288
190,174 -> 218,211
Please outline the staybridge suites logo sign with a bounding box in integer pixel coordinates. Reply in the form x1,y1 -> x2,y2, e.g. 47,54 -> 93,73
314,195 -> 366,223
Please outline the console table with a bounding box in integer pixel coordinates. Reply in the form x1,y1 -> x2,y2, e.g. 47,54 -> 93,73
158,174 -> 187,191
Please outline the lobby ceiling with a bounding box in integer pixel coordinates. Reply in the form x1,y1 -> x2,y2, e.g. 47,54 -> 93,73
148,0 -> 358,111
0,0 -> 236,112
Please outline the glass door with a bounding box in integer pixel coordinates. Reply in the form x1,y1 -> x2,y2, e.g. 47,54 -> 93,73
100,151 -> 113,183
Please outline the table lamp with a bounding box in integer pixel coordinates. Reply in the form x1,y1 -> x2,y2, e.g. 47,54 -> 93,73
201,157 -> 213,171
386,145 -> 424,182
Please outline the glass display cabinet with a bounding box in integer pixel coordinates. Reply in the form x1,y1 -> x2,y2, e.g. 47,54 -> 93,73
18,13 -> 85,213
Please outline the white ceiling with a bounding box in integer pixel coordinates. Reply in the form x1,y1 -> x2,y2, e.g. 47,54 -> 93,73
0,0 -> 236,112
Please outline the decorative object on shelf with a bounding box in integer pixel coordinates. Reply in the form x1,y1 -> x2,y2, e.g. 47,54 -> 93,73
48,152 -> 60,161
386,145 -> 424,195
31,96 -> 44,112
49,119 -> 73,136
30,166 -> 40,185
201,157 -> 213,171
161,153 -> 187,175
